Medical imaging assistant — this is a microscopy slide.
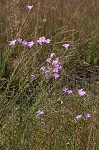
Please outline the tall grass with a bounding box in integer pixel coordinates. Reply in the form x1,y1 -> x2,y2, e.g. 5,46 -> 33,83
0,0 -> 99,149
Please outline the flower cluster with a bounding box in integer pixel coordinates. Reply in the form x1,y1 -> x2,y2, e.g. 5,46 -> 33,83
9,36 -> 51,47
21,40 -> 34,48
9,38 -> 34,48
8,5 -> 92,124
37,36 -> 51,45
62,88 -> 86,96
40,53 -> 62,79
63,88 -> 73,94
75,114 -> 91,120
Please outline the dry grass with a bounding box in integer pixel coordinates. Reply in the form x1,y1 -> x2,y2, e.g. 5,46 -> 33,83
0,0 -> 99,149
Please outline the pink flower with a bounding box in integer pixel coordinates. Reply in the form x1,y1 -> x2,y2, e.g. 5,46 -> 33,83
75,114 -> 82,120
67,90 -> 73,94
22,40 -> 28,46
9,40 -> 16,46
55,64 -> 62,70
16,38 -> 22,44
37,36 -> 51,45
53,73 -> 59,79
46,58 -> 51,63
52,58 -> 59,66
26,5 -> 33,10
21,40 -> 34,48
63,88 -> 68,93
63,43 -> 70,49
40,66 -> 46,71
53,68 -> 59,73
45,39 -> 51,44
45,69 -> 51,78
85,114 -> 91,118
27,41 -> 34,48
78,89 -> 86,96
37,36 -> 46,45
45,72 -> 50,78
63,88 -> 73,94
36,110 -> 44,116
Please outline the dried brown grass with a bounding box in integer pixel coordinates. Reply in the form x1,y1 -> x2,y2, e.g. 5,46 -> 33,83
0,0 -> 99,81
1,0 -> 99,39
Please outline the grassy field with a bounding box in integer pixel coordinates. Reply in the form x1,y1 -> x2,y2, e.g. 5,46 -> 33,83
0,0 -> 99,149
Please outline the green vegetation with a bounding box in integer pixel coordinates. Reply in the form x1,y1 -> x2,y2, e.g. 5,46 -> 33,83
0,0 -> 99,149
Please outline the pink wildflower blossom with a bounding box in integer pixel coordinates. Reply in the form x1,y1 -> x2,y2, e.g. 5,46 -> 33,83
63,43 -> 70,49
85,114 -> 91,118
36,110 -> 44,116
75,114 -> 82,120
26,5 -> 33,10
78,89 -> 86,96
27,41 -> 34,48
9,40 -> 16,46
